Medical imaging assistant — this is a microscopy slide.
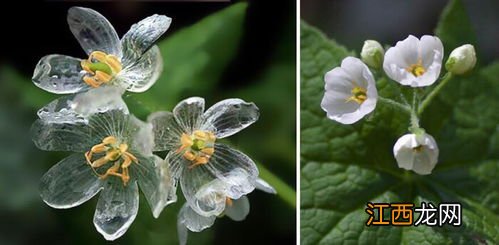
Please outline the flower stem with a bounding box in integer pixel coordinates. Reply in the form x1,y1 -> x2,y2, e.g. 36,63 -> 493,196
418,72 -> 453,116
378,97 -> 412,115
257,163 -> 296,208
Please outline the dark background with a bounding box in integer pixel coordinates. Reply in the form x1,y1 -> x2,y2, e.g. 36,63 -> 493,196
0,0 -> 296,244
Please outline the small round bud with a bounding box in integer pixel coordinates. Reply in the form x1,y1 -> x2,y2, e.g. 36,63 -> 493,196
445,44 -> 476,75
361,40 -> 384,69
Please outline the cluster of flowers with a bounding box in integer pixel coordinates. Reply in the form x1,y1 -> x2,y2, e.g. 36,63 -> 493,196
31,7 -> 275,243
321,35 -> 476,175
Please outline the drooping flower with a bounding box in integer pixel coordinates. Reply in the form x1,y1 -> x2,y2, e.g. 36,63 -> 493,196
383,35 -> 443,87
361,40 -> 384,69
32,109 -> 176,240
393,132 -> 439,175
148,97 -> 261,217
33,7 -> 170,94
177,177 -> 276,245
445,44 -> 477,75
321,57 -> 378,124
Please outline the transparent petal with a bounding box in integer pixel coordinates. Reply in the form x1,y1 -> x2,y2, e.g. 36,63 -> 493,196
40,153 -> 102,208
31,119 -> 94,152
136,155 -> 177,218
117,45 -> 163,93
121,15 -> 171,66
147,111 -> 183,152
255,178 -> 277,194
127,115 -> 154,156
201,99 -> 259,139
37,86 -> 128,124
178,203 -> 216,232
67,7 -> 122,57
93,178 -> 139,241
177,213 -> 189,245
32,54 -> 87,94
173,97 -> 205,134
224,196 -> 250,221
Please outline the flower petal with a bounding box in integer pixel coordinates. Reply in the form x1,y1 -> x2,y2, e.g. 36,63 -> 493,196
178,203 -> 216,233
67,7 -> 122,57
224,196 -> 250,221
40,153 -> 102,208
32,54 -> 87,94
116,45 -> 163,93
121,15 -> 171,66
173,97 -> 205,134
177,215 -> 189,245
136,155 -> 177,218
37,86 -> 127,124
127,115 -> 155,157
147,111 -> 183,152
93,179 -> 139,241
201,99 -> 259,139
31,119 -> 94,152
255,178 -> 277,194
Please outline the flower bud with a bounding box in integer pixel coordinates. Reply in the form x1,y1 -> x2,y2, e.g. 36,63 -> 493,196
393,132 -> 439,175
361,40 -> 384,69
445,44 -> 476,75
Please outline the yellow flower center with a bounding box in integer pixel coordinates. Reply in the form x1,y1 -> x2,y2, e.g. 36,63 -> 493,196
85,136 -> 138,186
177,130 -> 216,169
346,86 -> 368,104
81,51 -> 122,88
412,145 -> 424,153
406,63 -> 426,77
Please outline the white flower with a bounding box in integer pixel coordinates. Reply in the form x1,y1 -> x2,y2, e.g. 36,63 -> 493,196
148,97 -> 261,217
393,133 -> 439,175
32,110 -> 176,240
33,7 -> 171,94
321,57 -> 378,124
383,35 -> 443,87
361,40 -> 384,69
177,176 -> 276,245
445,44 -> 476,75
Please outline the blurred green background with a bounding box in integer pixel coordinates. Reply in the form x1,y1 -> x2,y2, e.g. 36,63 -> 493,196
0,1 -> 296,244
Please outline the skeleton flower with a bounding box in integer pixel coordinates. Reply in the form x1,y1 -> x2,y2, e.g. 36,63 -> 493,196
393,132 -> 439,175
321,57 -> 378,124
33,7 -> 170,94
32,108 -> 176,240
148,97 -> 261,218
177,176 -> 276,245
383,35 -> 443,87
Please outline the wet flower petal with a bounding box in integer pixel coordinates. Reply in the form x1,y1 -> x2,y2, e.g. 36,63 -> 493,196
224,196 -> 250,221
40,153 -> 103,208
37,86 -> 127,124
121,15 -> 171,66
201,99 -> 259,139
393,133 -> 439,175
147,111 -> 183,151
127,116 -> 155,157
31,119 -> 94,152
209,144 -> 259,188
255,178 -> 277,194
93,179 -> 139,241
116,45 -> 163,93
32,54 -> 87,94
173,97 -> 205,134
178,203 -> 216,233
67,7 -> 122,57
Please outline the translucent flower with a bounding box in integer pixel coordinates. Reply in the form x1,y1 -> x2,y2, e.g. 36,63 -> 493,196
32,110 -> 176,240
177,177 -> 276,245
446,44 -> 477,75
321,57 -> 378,124
148,97 -> 260,217
33,7 -> 171,94
393,132 -> 439,175
383,35 -> 443,87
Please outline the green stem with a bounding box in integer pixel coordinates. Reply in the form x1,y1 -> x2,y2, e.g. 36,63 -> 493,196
257,163 -> 296,208
378,97 -> 412,115
418,73 -> 453,116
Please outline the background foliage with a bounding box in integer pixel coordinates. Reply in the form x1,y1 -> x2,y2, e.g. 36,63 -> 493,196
300,0 -> 498,244
0,2 -> 296,244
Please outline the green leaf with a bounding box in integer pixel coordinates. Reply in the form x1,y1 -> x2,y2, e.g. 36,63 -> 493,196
300,17 -> 499,245
435,0 -> 476,55
129,3 -> 248,116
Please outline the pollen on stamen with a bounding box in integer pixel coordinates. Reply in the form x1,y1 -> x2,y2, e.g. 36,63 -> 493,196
177,130 -> 217,169
81,51 -> 123,88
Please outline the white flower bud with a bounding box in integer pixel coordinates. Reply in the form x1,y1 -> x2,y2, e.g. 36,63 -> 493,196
361,40 -> 384,69
393,132 -> 439,175
445,44 -> 476,75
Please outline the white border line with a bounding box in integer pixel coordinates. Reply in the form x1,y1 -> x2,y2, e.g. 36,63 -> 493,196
296,0 -> 301,244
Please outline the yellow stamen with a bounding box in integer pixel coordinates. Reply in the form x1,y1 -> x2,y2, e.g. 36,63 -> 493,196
406,61 -> 426,77
177,130 -> 217,169
81,51 -> 122,88
413,145 -> 424,153
226,197 -> 233,207
346,86 -> 368,104
85,136 -> 138,186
